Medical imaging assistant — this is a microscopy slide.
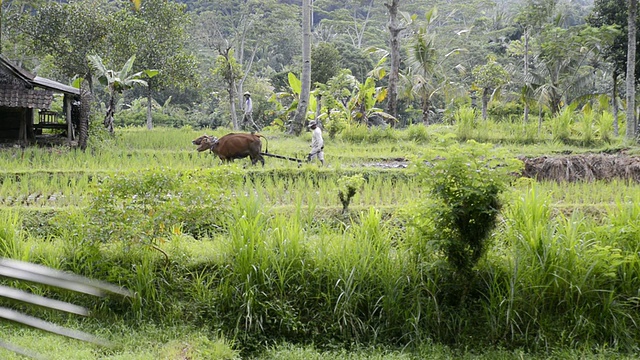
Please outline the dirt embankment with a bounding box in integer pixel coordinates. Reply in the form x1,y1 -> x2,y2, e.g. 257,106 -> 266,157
521,153 -> 640,182
363,153 -> 640,182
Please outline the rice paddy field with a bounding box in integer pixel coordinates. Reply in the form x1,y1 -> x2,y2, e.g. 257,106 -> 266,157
2,124 -> 640,359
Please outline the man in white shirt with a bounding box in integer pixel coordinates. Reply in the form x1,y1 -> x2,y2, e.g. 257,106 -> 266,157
242,92 -> 259,132
307,120 -> 324,166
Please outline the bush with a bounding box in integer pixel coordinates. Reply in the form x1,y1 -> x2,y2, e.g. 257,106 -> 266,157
340,123 -> 369,143
336,174 -> 365,213
83,168 -> 241,246
321,111 -> 348,139
406,124 -> 431,143
487,101 -> 523,121
412,141 -> 521,285
598,111 -> 615,143
340,123 -> 398,143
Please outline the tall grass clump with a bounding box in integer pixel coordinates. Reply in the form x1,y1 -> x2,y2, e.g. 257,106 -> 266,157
411,141 -> 521,300
598,111 -> 615,143
578,109 -> 595,145
550,106 -> 574,143
213,194 -> 310,347
201,192 -> 421,348
454,106 -> 477,141
518,119 -> 540,144
493,183 -> 640,350
336,174 -> 365,214
0,210 -> 26,260
340,123 -> 397,143
340,124 -> 370,143
406,123 -> 431,143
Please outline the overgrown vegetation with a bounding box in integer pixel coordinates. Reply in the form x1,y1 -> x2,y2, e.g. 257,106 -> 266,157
2,126 -> 640,359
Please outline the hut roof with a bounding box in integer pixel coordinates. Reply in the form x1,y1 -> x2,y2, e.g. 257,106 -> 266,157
0,54 -> 80,96
32,76 -> 80,96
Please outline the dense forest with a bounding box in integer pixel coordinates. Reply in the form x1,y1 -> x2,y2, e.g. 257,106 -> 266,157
0,0 -> 633,135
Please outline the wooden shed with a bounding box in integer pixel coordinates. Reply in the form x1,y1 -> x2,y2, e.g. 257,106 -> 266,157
0,54 -> 80,145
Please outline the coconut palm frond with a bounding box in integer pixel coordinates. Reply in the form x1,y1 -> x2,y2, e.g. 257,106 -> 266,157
0,258 -> 131,359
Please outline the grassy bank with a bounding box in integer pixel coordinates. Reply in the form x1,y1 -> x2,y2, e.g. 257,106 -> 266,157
1,125 -> 640,358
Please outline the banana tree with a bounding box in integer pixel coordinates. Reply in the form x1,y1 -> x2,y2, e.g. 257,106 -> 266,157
312,59 -> 396,130
88,54 -> 158,133
268,72 -> 318,128
347,75 -> 396,126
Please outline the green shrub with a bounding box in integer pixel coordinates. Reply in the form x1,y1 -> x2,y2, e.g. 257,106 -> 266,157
578,110 -> 595,146
336,174 -> 365,213
487,100 -> 523,121
83,168 -> 240,246
368,126 -> 398,142
412,141 -> 521,280
321,111 -> 348,139
339,124 -> 397,143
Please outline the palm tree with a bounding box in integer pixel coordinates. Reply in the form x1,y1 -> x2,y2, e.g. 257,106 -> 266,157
406,24 -> 438,125
87,54 -> 157,133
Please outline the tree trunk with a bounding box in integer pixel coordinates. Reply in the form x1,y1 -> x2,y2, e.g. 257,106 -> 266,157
79,83 -> 91,151
422,96 -> 430,125
229,86 -> 238,130
627,0 -> 637,140
146,87 -> 153,130
613,70 -> 619,137
385,0 -> 401,120
550,89 -> 561,116
290,0 -> 312,135
538,106 -> 543,134
481,87 -> 489,120
315,93 -> 322,125
104,92 -> 115,134
523,27 -> 529,125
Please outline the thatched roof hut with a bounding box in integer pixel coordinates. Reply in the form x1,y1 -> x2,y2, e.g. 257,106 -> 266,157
0,54 -> 80,145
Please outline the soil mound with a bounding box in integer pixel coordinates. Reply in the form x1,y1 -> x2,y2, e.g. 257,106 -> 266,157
521,154 -> 640,182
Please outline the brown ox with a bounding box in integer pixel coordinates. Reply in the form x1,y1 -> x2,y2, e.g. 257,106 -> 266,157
192,133 -> 267,166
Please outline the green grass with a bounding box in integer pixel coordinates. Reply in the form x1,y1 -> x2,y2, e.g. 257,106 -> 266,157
2,324 -> 637,359
2,123 -> 640,359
